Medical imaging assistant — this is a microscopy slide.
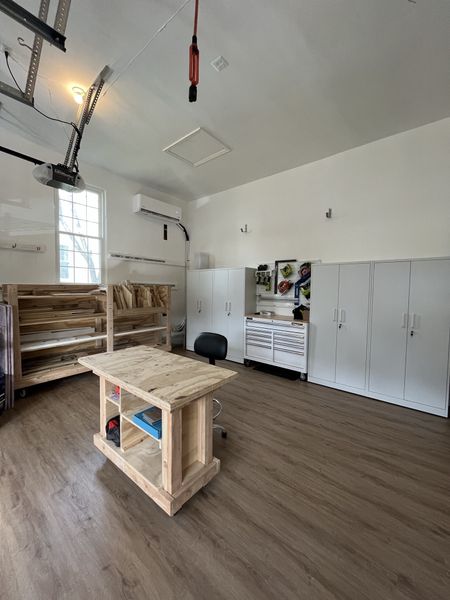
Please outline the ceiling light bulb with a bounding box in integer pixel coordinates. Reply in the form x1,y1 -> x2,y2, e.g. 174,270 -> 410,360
72,86 -> 85,105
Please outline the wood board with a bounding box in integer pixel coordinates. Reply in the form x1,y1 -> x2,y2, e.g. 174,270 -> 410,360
79,346 -> 237,412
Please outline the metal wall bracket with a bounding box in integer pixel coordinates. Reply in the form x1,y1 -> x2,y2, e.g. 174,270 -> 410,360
0,0 -> 68,51
0,0 -> 72,106
0,80 -> 32,105
64,65 -> 112,170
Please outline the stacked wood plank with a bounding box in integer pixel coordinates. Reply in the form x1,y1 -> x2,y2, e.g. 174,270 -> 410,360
105,283 -> 171,353
1,282 -> 172,392
111,283 -> 169,310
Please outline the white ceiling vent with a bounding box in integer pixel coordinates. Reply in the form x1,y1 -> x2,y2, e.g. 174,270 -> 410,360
210,56 -> 229,72
163,128 -> 231,167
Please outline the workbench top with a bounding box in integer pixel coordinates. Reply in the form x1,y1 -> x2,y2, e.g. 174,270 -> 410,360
79,346 -> 237,412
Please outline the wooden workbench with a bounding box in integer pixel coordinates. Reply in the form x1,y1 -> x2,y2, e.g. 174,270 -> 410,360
79,346 -> 237,515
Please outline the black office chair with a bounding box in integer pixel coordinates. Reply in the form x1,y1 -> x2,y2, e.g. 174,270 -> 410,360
194,332 -> 228,438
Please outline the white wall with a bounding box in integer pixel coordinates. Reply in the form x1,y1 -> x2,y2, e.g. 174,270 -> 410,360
0,128 -> 188,332
186,118 -> 450,267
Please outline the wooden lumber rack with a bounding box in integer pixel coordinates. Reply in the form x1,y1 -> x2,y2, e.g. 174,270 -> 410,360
1,282 -> 172,391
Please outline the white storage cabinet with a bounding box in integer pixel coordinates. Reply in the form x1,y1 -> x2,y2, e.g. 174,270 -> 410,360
186,269 -> 213,350
308,258 -> 450,417
369,258 -> 450,415
186,268 -> 256,363
308,262 -> 371,391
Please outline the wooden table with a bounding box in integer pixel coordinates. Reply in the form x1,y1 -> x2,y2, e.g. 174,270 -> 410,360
79,346 -> 237,515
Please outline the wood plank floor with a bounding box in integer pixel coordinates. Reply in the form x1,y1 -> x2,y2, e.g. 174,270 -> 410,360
1,353 -> 450,600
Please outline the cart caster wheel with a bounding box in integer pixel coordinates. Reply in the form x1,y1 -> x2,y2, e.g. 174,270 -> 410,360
300,373 -> 307,381
221,431 -> 227,439
244,360 -> 251,367
17,389 -> 27,399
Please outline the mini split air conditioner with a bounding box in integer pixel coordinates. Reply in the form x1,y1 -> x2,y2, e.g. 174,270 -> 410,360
133,194 -> 182,222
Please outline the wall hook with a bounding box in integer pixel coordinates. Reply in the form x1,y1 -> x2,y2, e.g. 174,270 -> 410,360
240,224 -> 249,233
325,208 -> 332,219
17,37 -> 34,53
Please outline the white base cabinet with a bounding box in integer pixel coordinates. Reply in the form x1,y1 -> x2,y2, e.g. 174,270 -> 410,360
186,268 -> 256,363
309,258 -> 450,417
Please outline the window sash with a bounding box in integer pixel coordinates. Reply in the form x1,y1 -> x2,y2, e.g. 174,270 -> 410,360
56,187 -> 105,284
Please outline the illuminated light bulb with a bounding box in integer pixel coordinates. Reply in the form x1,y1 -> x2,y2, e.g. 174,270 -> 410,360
72,86 -> 85,105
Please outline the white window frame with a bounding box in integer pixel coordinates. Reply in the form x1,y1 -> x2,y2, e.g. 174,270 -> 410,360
55,186 -> 106,284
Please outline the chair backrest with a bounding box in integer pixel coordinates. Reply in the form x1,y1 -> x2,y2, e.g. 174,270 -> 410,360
194,332 -> 228,365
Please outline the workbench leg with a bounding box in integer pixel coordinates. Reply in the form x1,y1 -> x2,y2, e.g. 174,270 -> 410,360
99,377 -> 107,437
162,408 -> 182,495
106,285 -> 114,352
197,393 -> 213,465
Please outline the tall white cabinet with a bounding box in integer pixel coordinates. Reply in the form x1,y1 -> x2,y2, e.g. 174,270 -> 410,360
186,268 -> 256,363
308,262 -> 370,391
370,258 -> 450,413
186,269 -> 213,350
309,258 -> 450,417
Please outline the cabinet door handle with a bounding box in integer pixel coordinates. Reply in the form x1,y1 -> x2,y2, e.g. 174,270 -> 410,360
199,300 -> 202,313
225,301 -> 228,312
229,301 -> 232,312
339,309 -> 346,323
411,313 -> 418,329
401,313 -> 407,328
332,308 -> 338,322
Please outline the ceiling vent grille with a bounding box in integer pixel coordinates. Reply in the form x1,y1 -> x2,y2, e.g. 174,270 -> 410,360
163,128 -> 230,167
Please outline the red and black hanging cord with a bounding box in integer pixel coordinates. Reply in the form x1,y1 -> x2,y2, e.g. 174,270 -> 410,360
189,0 -> 200,102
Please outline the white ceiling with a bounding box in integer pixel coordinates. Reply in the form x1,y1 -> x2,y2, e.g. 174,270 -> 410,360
0,0 -> 449,201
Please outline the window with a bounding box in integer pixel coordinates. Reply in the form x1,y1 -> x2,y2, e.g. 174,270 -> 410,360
56,187 -> 104,284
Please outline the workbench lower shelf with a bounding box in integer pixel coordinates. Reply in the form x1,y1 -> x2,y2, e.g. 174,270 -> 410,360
94,433 -> 220,516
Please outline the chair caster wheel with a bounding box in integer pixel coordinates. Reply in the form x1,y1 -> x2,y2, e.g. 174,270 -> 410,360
17,389 -> 27,399
244,359 -> 251,367
221,431 -> 227,438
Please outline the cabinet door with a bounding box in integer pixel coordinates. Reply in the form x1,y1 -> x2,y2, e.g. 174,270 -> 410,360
404,259 -> 450,410
368,261 -> 410,399
211,270 -> 229,338
197,270 -> 213,334
309,265 -> 339,381
186,271 -> 199,350
227,269 -> 245,361
335,263 -> 370,390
